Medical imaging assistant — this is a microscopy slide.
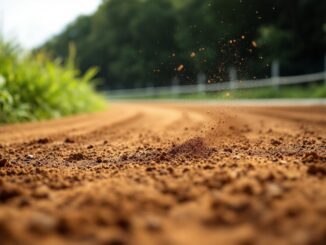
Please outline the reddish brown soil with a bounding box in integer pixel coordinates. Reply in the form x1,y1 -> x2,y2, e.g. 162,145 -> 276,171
0,102 -> 325,245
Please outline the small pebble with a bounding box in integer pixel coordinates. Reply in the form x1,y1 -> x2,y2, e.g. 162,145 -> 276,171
27,154 -> 34,160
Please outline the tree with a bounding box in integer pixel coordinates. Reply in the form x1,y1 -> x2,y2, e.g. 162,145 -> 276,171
41,0 -> 326,89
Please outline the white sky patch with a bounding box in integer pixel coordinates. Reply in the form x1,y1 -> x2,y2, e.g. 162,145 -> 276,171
0,0 -> 102,49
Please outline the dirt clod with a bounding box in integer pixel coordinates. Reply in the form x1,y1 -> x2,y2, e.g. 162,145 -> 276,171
169,137 -> 213,157
302,152 -> 321,163
66,153 -> 84,161
26,154 -> 34,160
0,158 -> 8,167
0,183 -> 23,203
64,138 -> 75,144
307,164 -> 326,176
271,139 -> 282,146
37,138 -> 50,144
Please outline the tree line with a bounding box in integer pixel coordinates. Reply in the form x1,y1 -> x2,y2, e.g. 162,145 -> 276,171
41,0 -> 326,90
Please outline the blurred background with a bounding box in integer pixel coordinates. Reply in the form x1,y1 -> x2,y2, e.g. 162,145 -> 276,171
41,0 -> 326,92
0,0 -> 325,122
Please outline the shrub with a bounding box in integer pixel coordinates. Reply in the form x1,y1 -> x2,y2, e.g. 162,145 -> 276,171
0,38 -> 106,124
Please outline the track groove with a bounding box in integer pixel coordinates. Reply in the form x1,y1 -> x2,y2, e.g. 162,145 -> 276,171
0,103 -> 325,245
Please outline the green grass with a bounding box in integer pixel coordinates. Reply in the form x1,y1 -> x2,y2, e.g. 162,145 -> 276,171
113,83 -> 326,100
178,83 -> 326,100
0,39 -> 106,124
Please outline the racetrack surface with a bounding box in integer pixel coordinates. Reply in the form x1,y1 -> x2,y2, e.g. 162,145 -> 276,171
0,102 -> 325,245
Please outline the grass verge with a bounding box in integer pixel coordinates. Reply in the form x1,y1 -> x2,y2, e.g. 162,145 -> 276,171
112,83 -> 326,100
0,39 -> 106,124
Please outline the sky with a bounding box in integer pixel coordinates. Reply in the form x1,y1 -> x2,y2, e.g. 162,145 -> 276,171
0,0 -> 102,49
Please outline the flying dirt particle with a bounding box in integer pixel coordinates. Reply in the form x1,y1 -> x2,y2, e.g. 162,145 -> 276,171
177,64 -> 185,72
241,35 -> 246,39
172,53 -> 176,57
190,52 -> 196,58
251,41 -> 257,48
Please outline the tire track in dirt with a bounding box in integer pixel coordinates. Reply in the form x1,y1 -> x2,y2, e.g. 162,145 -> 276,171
0,102 -> 325,245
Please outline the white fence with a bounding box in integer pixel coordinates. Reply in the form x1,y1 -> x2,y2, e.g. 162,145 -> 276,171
105,71 -> 326,98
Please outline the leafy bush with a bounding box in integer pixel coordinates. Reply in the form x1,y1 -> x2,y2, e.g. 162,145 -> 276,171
0,38 -> 106,124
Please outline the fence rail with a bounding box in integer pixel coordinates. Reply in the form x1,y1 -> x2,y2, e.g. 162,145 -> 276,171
105,71 -> 326,98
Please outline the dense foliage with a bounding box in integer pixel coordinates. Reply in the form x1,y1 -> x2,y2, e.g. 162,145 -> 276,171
0,39 -> 106,123
42,0 -> 326,89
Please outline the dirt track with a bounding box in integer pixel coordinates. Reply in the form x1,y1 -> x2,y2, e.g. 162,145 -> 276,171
0,102 -> 326,245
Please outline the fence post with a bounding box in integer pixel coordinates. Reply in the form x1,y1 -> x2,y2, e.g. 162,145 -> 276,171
0,10 -> 3,34
172,76 -> 180,95
146,82 -> 154,97
324,54 -> 326,86
197,72 -> 206,93
228,67 -> 237,90
272,60 -> 280,89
